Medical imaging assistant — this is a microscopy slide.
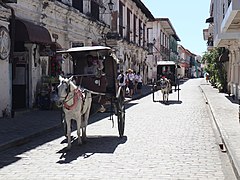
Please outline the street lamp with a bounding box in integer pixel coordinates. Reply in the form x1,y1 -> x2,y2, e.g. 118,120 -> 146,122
108,0 -> 114,11
100,0 -> 114,14
153,38 -> 156,44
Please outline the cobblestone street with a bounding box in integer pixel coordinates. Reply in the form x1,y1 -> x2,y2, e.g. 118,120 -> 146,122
0,79 -> 236,179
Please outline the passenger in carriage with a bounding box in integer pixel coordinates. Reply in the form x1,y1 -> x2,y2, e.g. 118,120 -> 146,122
84,55 -> 104,76
83,55 -> 106,112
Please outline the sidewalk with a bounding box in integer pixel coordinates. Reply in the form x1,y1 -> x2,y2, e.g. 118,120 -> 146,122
0,110 -> 62,152
199,83 -> 240,179
0,82 -> 240,178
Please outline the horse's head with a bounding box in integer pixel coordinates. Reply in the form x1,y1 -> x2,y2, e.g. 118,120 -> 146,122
159,77 -> 168,89
56,75 -> 74,106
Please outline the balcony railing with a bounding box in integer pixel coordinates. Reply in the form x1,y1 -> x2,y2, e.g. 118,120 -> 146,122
221,0 -> 240,33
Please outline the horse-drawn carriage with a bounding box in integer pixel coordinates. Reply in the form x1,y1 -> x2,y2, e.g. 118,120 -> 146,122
152,61 -> 180,102
56,46 -> 125,149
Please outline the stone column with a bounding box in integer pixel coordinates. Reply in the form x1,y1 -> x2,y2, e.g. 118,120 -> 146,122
232,49 -> 238,97
229,49 -> 235,95
237,48 -> 240,98
227,50 -> 232,83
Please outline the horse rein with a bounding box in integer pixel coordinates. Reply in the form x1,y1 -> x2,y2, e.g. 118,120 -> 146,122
60,81 -> 85,110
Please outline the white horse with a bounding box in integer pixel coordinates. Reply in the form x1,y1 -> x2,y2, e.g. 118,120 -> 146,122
159,77 -> 172,102
57,75 -> 92,149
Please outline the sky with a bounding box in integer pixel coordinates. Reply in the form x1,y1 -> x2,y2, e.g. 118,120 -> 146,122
141,0 -> 210,56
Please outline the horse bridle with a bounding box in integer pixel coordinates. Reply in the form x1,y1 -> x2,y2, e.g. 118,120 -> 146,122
59,81 -> 85,110
58,81 -> 71,101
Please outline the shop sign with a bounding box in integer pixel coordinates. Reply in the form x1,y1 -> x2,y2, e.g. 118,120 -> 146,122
0,26 -> 10,60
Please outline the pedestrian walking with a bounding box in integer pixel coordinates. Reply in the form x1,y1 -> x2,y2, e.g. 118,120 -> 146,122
117,70 -> 127,98
205,72 -> 210,83
126,68 -> 135,97
136,72 -> 143,95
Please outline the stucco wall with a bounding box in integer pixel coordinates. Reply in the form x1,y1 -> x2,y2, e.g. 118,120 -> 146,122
0,18 -> 11,117
0,58 -> 11,117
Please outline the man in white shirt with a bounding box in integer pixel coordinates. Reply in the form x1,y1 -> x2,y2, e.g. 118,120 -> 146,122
127,69 -> 135,97
117,70 -> 127,98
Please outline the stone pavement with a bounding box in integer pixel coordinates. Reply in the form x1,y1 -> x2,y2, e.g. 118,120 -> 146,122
199,82 -> 240,179
0,81 -> 240,178
0,85 -> 152,152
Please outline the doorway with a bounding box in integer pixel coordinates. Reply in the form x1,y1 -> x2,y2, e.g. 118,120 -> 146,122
12,52 -> 29,109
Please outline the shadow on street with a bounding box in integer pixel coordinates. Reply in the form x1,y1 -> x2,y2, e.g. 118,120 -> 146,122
56,135 -> 127,164
0,103 -> 134,168
157,100 -> 183,105
226,96 -> 238,105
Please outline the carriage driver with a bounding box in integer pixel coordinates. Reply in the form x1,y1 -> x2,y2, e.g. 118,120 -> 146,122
84,55 -> 104,76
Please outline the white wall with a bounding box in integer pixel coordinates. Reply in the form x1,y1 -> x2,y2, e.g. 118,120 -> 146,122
0,59 -> 11,117
0,18 -> 11,117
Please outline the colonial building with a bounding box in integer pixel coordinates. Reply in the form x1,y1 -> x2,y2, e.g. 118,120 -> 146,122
0,0 -> 155,117
204,0 -> 240,97
104,0 -> 154,84
177,45 -> 191,78
0,1 -> 15,117
194,55 -> 203,78
146,18 -> 180,82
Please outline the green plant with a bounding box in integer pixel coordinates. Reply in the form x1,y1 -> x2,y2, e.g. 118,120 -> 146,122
202,47 -> 228,92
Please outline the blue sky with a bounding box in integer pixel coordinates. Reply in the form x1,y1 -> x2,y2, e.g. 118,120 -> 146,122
142,0 -> 210,56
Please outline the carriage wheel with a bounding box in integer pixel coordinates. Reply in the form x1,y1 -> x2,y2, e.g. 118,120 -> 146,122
116,86 -> 125,137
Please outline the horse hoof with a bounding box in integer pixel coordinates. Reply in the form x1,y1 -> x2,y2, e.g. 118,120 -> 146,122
78,140 -> 82,145
82,139 -> 87,144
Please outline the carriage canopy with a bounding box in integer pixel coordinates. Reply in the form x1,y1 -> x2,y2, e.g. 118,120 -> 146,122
156,61 -> 178,85
57,46 -> 120,94
157,61 -> 176,66
57,46 -> 119,63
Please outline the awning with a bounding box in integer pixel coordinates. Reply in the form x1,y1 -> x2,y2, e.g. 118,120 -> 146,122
15,18 -> 52,44
205,17 -> 214,23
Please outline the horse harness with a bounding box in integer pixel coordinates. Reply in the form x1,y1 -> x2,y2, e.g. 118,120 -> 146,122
62,82 -> 86,111
160,78 -> 169,89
